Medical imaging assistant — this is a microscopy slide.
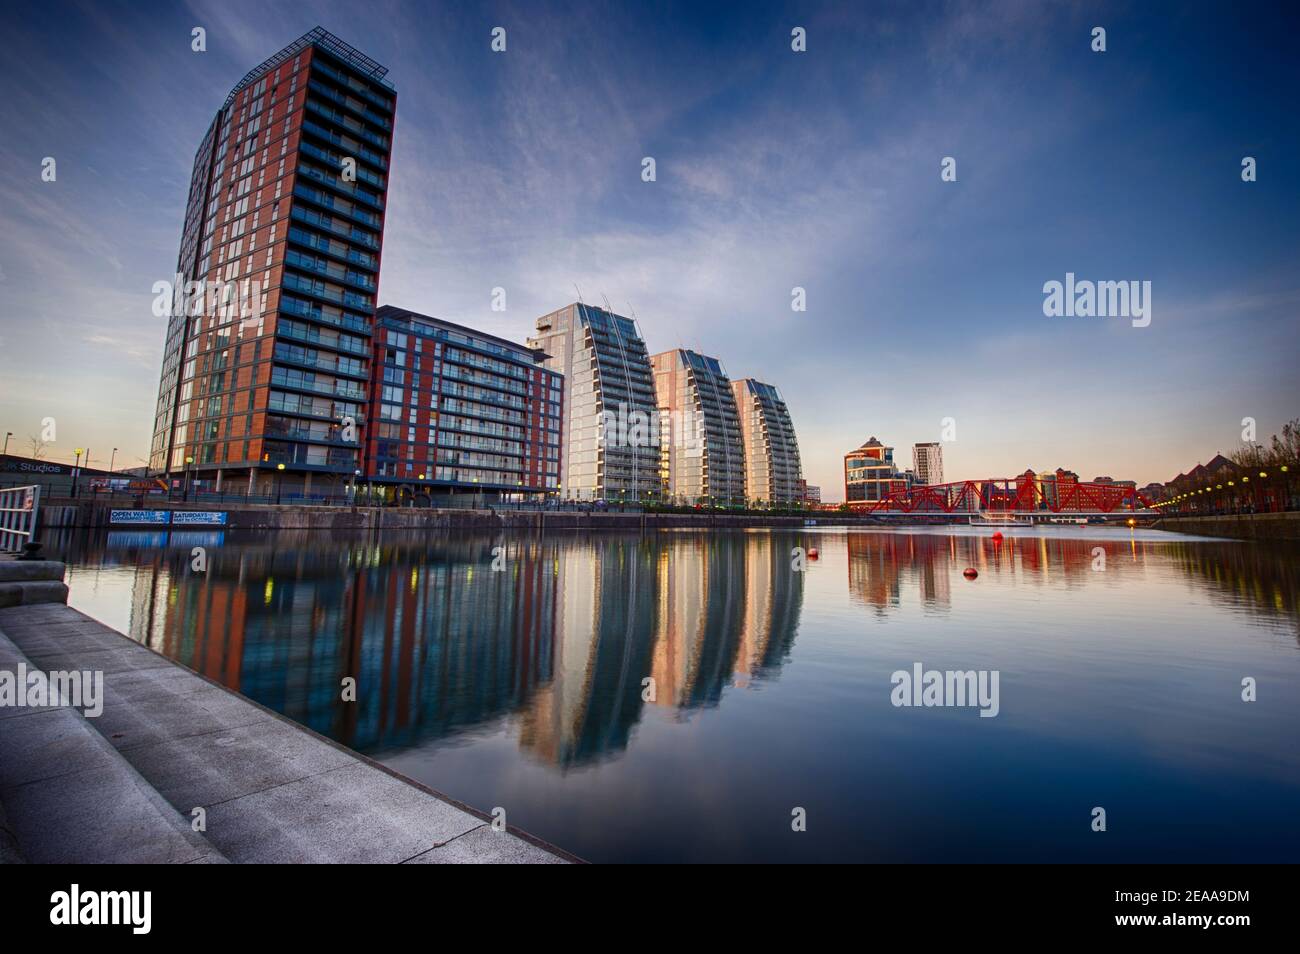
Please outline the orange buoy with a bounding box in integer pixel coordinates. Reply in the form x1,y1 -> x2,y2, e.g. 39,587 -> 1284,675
992,531 -> 1003,543
963,567 -> 978,579
807,547 -> 819,559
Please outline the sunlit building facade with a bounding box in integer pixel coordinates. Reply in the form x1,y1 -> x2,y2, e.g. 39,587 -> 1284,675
845,436 -> 910,506
650,349 -> 746,506
365,306 -> 562,497
913,441 -> 944,486
148,28 -> 396,496
732,378 -> 803,506
527,303 -> 663,502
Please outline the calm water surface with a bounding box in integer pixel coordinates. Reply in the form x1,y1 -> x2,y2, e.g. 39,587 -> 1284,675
47,525 -> 1300,862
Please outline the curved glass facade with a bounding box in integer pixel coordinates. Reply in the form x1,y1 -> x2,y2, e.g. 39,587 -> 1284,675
732,378 -> 803,506
651,348 -> 746,506
527,303 -> 663,502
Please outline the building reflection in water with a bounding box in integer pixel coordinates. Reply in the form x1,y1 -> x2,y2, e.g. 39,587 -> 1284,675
60,527 -> 1297,775
91,529 -> 804,768
53,525 -> 1300,863
844,531 -> 1176,613
518,537 -> 660,766
1164,537 -> 1300,645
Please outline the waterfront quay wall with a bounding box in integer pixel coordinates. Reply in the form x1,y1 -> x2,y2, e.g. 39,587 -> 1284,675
36,501 -> 858,533
1155,511 -> 1300,542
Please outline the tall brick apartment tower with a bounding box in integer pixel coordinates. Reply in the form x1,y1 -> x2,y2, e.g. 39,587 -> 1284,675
149,28 -> 396,496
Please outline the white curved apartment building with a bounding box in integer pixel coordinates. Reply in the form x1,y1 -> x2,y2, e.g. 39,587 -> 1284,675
650,349 -> 746,506
528,303 -> 663,502
731,378 -> 803,506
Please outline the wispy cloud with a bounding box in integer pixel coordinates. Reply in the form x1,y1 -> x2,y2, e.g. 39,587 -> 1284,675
0,0 -> 1296,494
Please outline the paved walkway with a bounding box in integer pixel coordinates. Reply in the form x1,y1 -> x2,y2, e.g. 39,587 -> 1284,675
0,603 -> 572,863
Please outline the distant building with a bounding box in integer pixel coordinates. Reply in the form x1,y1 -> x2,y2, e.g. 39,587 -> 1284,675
1036,470 -> 1059,509
365,306 -> 562,498
527,303 -> 662,502
802,482 -> 821,504
650,349 -> 746,506
731,378 -> 803,506
0,454 -> 163,496
1140,481 -> 1164,502
1015,468 -> 1038,505
845,437 -> 909,506
1054,468 -> 1079,504
913,442 -> 944,486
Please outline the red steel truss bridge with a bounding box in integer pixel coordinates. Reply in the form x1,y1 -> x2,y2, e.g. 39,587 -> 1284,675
851,477 -> 1156,519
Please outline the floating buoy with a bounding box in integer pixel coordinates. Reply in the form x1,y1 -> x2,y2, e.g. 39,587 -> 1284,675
992,531 -> 1004,543
807,547 -> 819,559
963,567 -> 978,579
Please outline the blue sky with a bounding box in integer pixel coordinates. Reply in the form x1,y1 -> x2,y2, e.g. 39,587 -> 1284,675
1,0 -> 1297,496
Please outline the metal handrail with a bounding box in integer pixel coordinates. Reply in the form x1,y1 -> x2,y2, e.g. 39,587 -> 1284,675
0,485 -> 41,552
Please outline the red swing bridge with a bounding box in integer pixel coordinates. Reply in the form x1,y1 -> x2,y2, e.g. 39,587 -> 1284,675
850,477 -> 1157,522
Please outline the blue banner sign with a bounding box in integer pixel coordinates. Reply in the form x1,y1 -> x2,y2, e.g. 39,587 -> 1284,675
110,510 -> 171,525
172,511 -> 228,526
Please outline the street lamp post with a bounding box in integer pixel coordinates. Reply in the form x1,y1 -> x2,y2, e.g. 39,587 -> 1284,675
72,448 -> 83,499
276,463 -> 286,505
2,432 -> 11,456
109,447 -> 117,474
183,456 -> 194,502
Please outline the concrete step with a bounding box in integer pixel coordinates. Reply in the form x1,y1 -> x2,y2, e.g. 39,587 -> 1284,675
0,560 -> 66,584
0,627 -> 228,864
0,581 -> 69,609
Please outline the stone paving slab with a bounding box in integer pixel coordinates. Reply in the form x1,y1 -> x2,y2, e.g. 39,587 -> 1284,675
94,679 -> 275,754
13,642 -> 177,676
202,761 -> 486,863
0,604 -> 575,863
404,823 -> 570,864
3,762 -> 227,864
0,706 -> 120,788
125,717 -> 357,808
0,629 -> 227,864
